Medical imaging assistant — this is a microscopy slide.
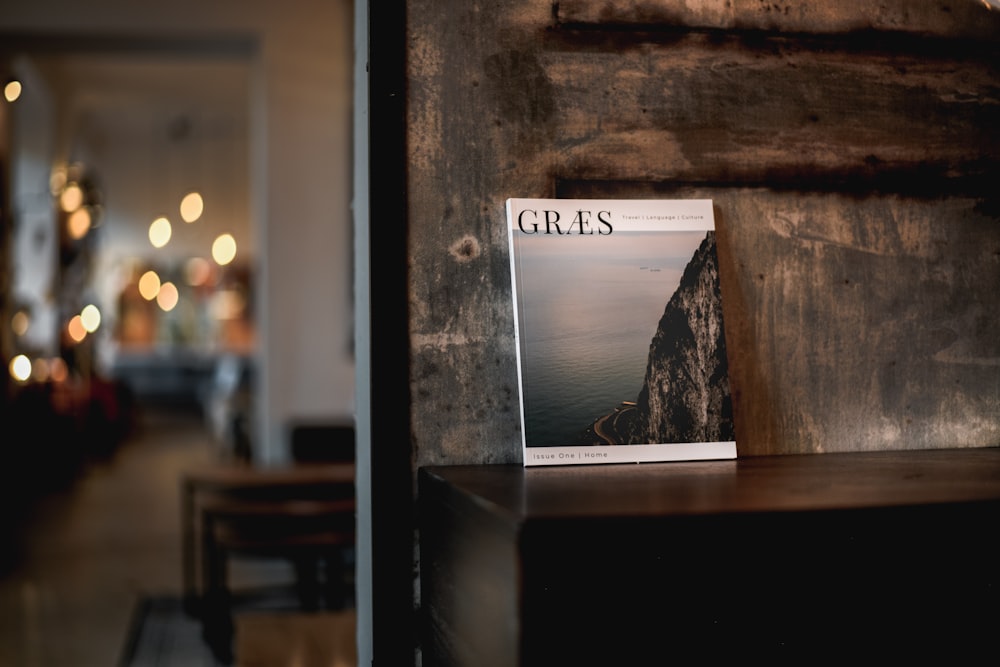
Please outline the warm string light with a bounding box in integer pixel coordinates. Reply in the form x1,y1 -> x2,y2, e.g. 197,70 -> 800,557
60,183 -> 84,211
37,163 -> 106,381
48,120 -> 251,352
57,173 -> 100,241
212,234 -> 237,265
149,216 -> 172,248
3,300 -> 104,391
157,282 -> 179,311
7,354 -> 69,384
81,304 -> 101,333
143,122 -> 243,328
64,304 -> 102,344
13,119 -> 246,370
145,190 -> 243,318
180,191 -> 204,223
67,208 -> 92,240
67,315 -> 87,343
138,270 -> 161,300
9,355 -> 32,382
3,79 -> 21,103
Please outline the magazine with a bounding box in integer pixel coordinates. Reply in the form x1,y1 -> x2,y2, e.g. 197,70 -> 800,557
506,198 -> 737,466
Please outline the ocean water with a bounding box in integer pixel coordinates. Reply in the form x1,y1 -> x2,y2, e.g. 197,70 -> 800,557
514,230 -> 706,446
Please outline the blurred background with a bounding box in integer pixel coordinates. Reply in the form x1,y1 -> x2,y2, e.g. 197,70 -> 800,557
0,2 -> 358,664
4,52 -> 257,455
1,0 -> 356,482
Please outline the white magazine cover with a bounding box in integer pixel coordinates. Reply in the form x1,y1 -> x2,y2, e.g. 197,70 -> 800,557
506,198 -> 737,466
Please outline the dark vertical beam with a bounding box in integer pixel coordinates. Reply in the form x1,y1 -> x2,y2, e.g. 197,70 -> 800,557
0,62 -> 12,408
366,1 -> 415,665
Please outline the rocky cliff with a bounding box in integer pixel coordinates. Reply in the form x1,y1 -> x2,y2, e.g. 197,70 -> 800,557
574,231 -> 735,446
631,231 -> 734,444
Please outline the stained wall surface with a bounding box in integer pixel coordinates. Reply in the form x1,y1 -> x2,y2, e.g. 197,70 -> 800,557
406,0 -> 1000,464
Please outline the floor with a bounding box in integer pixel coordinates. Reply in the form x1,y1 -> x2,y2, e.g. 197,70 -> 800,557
0,403 -> 301,667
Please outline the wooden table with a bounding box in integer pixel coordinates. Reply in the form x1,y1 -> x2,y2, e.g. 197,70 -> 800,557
180,462 -> 356,615
419,448 -> 1000,666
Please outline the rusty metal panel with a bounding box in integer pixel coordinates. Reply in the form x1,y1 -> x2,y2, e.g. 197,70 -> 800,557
406,0 -> 1000,464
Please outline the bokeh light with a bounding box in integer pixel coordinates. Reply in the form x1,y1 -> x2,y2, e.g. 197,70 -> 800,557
157,282 -> 179,312
138,271 -> 162,300
149,216 -> 172,248
9,355 -> 32,382
212,233 -> 237,265
81,304 -> 101,333
67,207 -> 92,240
32,358 -> 50,382
60,183 -> 84,212
180,191 -> 204,223
50,357 -> 69,383
11,310 -> 29,336
3,80 -> 22,103
67,315 -> 87,343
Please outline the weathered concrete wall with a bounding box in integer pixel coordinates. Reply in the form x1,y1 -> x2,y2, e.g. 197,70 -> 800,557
407,0 -> 1000,464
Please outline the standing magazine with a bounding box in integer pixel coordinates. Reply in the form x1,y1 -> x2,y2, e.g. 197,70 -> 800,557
506,198 -> 737,466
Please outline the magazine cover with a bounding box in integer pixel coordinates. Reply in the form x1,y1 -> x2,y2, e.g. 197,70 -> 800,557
506,198 -> 737,466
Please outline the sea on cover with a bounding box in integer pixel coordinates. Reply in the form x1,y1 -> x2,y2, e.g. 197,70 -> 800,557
516,230 -> 706,447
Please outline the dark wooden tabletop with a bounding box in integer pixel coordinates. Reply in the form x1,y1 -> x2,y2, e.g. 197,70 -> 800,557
421,447 -> 1000,520
182,462 -> 356,490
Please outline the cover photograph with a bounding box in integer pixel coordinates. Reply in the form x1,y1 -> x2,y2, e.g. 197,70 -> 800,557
506,198 -> 737,466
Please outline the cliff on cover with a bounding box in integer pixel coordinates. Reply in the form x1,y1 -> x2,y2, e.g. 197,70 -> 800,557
587,232 -> 734,445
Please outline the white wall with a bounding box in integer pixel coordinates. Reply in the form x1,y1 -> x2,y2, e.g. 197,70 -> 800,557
352,0 -> 372,660
0,0 -> 356,463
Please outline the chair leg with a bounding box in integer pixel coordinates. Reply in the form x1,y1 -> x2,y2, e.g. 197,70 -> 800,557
320,549 -> 353,609
320,555 -> 335,609
294,557 -> 322,611
181,480 -> 200,617
201,516 -> 234,664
